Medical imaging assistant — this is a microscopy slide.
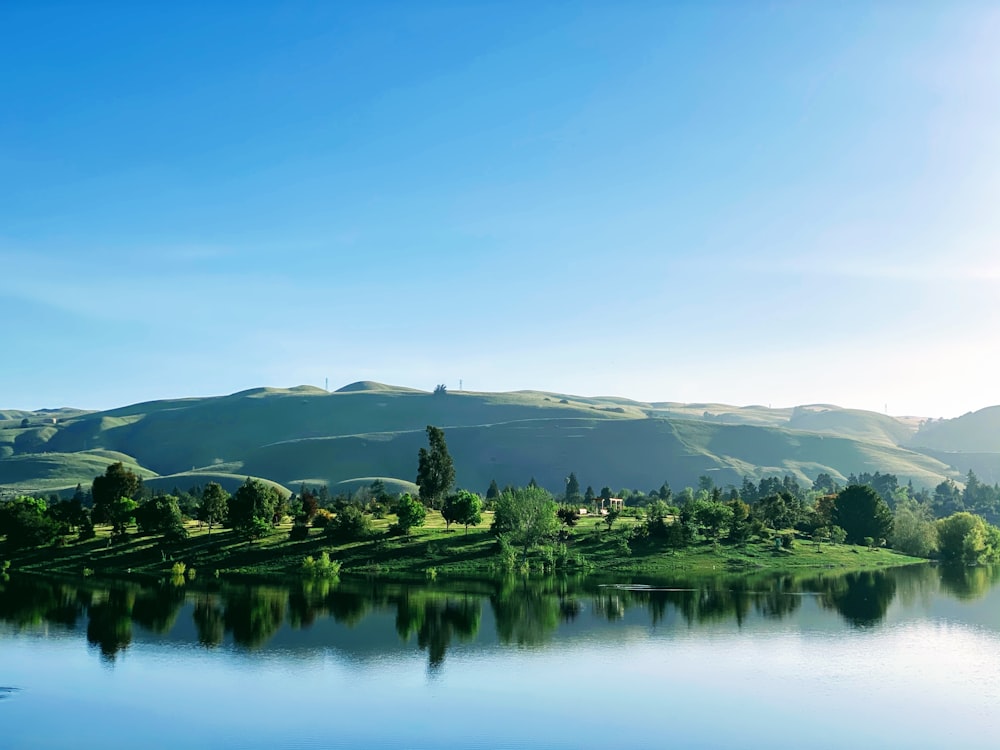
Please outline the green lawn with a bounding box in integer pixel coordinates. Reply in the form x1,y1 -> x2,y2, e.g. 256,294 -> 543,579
2,510 -> 925,581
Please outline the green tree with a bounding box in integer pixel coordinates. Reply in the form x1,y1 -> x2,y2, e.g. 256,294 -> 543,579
890,498 -> 938,557
604,508 -> 621,531
490,487 -> 559,561
726,497 -> 751,544
92,462 -> 141,528
106,496 -> 139,540
444,490 -> 482,533
564,473 -> 582,505
644,499 -> 671,539
199,482 -> 230,535
584,486 -> 595,505
832,485 -> 893,545
441,493 -> 462,532
135,495 -> 187,539
812,472 -> 839,495
933,479 -> 964,517
229,478 -> 280,540
690,499 -> 733,542
416,426 -> 455,509
936,512 -> 998,565
394,493 -> 427,536
754,492 -> 803,530
557,506 -> 580,527
486,479 -> 500,503
0,496 -> 59,550
326,505 -> 372,540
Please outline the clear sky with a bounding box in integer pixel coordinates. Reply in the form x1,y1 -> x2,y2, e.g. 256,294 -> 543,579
2,1 -> 998,417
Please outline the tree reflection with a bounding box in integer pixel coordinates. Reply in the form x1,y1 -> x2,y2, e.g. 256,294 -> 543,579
0,578 -> 86,629
491,577 -> 562,646
193,597 -> 225,647
4,563 -> 1000,663
86,588 -> 135,660
222,587 -> 287,648
816,571 -> 897,627
753,575 -> 804,620
938,565 -> 1000,601
132,584 -> 185,634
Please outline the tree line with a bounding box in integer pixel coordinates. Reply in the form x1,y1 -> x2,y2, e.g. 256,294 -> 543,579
3,425 -> 1000,569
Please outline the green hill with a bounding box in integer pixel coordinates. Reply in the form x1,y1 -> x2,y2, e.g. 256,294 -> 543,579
1,382 -> 989,497
908,406 -> 1000,453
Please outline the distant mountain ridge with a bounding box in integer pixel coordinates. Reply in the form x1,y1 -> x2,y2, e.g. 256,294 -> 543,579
1,381 -> 996,497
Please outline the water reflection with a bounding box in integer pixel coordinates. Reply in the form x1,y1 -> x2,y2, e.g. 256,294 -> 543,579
1,565 -> 997,665
938,564 -> 1000,601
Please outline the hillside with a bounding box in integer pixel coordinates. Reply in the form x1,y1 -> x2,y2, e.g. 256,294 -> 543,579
1,381 -> 993,498
908,406 -> 1000,454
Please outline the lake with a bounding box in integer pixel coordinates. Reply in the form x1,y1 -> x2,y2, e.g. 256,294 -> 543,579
2,565 -> 999,749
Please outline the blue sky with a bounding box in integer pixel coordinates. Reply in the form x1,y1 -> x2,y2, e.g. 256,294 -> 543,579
2,2 -> 998,416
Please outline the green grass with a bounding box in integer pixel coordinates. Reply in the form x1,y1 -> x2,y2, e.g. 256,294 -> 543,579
3,510 -> 924,582
0,450 -> 156,492
1,382 -> 973,499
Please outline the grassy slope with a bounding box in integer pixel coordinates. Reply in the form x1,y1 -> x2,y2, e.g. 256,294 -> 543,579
0,382 -> 975,496
4,512 -> 923,580
240,416 -> 958,495
0,450 -> 156,492
908,405 -> 1000,453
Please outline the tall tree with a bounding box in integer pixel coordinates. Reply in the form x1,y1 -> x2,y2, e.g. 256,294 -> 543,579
486,479 -> 500,502
833,485 -> 893,545
416,425 -> 455,509
565,473 -> 582,504
92,462 -> 141,526
200,482 -> 230,534
890,498 -> 937,557
812,472 -> 839,495
229,478 -> 280,539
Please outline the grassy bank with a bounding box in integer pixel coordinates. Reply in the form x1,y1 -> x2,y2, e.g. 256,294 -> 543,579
3,510 -> 925,581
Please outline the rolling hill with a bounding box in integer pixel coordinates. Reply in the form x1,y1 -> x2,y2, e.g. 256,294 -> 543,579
1,381 -> 995,498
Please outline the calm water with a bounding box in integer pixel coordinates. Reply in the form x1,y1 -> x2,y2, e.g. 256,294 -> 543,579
2,565 -> 1000,749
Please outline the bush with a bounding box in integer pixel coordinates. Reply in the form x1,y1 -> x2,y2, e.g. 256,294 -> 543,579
311,509 -> 334,528
302,551 -> 341,578
779,531 -> 795,550
496,534 -> 517,570
325,505 -> 373,541
289,522 -> 310,541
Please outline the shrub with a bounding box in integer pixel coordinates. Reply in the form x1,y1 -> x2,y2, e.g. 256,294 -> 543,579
289,522 -> 310,541
311,509 -> 334,528
616,535 -> 633,557
779,531 -> 795,550
325,505 -> 372,541
171,561 -> 187,577
496,534 -> 517,570
302,551 -> 341,578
